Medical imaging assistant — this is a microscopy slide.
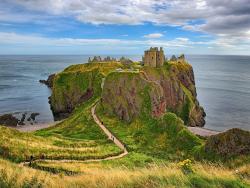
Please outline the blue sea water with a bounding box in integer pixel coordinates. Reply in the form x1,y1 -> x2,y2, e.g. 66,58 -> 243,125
0,55 -> 249,131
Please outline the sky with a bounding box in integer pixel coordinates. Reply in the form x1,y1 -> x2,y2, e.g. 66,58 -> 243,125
0,0 -> 250,55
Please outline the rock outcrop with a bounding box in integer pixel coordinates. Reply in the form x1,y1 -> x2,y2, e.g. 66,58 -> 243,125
100,61 -> 205,127
49,62 -> 123,120
27,113 -> 40,122
0,114 -> 19,127
205,128 -> 250,157
39,74 -> 55,88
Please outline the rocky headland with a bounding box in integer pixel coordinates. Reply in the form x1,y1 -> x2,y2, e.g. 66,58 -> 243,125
41,48 -> 249,158
47,52 -> 205,127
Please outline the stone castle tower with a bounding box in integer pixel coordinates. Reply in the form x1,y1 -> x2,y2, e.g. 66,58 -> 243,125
143,47 -> 165,67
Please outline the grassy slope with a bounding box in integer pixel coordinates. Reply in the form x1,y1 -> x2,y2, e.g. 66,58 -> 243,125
0,99 -> 121,163
0,62 -> 125,163
96,103 -> 202,162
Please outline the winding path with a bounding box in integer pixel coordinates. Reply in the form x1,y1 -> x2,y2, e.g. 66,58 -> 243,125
20,103 -> 128,166
91,103 -> 128,158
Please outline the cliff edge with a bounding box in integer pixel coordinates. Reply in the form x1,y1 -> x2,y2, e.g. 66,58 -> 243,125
100,61 -> 205,127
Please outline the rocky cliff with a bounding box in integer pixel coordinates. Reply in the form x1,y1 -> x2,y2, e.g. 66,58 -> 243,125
49,62 -> 123,120
50,60 -> 205,126
100,61 -> 205,127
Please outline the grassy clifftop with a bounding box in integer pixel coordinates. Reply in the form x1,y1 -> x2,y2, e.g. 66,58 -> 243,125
63,62 -> 124,75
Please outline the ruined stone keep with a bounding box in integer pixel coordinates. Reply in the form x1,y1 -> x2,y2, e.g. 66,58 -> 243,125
143,47 -> 165,67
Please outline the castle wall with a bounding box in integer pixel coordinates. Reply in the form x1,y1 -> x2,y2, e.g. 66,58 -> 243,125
143,47 -> 165,68
157,50 -> 165,67
144,51 -> 157,67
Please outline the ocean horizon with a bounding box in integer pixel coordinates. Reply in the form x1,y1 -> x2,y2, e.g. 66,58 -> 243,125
0,54 -> 249,131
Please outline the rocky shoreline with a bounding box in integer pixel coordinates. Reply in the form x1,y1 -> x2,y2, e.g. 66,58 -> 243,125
0,112 -> 41,127
1,74 -> 57,128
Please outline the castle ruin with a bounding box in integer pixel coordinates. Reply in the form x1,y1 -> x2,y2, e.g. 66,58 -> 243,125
143,47 -> 165,67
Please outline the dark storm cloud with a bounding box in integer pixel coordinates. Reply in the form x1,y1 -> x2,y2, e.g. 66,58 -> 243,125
200,0 -> 250,36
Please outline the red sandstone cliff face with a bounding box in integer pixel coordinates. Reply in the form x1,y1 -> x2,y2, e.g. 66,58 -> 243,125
100,62 -> 206,127
101,72 -> 149,121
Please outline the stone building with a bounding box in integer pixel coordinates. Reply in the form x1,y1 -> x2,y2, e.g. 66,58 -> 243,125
143,47 -> 165,67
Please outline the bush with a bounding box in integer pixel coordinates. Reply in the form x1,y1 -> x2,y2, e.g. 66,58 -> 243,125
162,113 -> 184,136
205,128 -> 250,158
178,159 -> 193,174
176,129 -> 202,151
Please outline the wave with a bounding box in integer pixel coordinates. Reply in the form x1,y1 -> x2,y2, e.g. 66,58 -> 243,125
0,74 -> 34,79
198,86 -> 250,95
0,96 -> 33,102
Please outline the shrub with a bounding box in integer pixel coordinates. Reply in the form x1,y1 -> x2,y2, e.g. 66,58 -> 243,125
178,159 -> 193,174
162,113 -> 184,136
176,129 -> 202,151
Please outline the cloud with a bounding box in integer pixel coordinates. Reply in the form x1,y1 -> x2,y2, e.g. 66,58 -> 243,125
175,38 -> 189,42
1,0 -> 250,54
143,33 -> 164,39
0,32 -> 199,54
0,32 -> 176,47
0,32 -> 137,46
2,0 -> 249,38
1,32 -> 249,55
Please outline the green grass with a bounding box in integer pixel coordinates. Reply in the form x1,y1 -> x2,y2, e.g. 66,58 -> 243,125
63,62 -> 124,76
0,157 -> 249,188
96,102 -> 204,161
0,99 -> 121,163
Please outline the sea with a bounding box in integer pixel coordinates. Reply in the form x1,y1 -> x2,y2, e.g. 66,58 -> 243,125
0,55 -> 249,131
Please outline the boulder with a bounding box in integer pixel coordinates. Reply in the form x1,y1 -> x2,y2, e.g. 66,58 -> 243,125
30,113 -> 40,121
18,113 -> 26,125
0,114 -> 19,127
